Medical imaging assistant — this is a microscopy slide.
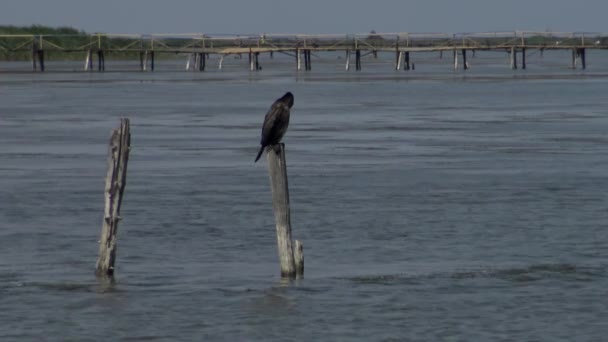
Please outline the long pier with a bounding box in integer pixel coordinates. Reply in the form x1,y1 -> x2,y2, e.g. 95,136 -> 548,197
1,31 -> 607,72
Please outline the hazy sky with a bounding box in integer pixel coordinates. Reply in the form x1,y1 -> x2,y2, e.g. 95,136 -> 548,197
2,0 -> 606,34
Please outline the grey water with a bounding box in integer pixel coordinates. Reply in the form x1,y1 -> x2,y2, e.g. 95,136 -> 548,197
1,51 -> 608,341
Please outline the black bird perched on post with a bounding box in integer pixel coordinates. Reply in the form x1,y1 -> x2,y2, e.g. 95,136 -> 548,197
254,92 -> 294,162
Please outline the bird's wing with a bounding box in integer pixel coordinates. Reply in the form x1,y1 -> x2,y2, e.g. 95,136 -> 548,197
260,102 -> 290,145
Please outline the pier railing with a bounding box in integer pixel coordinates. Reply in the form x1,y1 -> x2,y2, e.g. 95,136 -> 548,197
1,31 -> 607,72
1,31 -> 608,55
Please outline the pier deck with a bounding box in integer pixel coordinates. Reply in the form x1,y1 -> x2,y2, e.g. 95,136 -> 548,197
1,31 -> 607,71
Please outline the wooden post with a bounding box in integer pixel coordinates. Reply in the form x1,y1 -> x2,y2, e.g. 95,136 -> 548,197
31,41 -> 37,71
510,47 -> 517,69
249,50 -> 253,71
580,48 -> 586,69
296,48 -> 301,71
345,49 -> 350,71
294,240 -> 304,277
521,47 -> 526,69
404,51 -> 410,70
266,143 -> 302,278
143,51 -> 148,71
396,51 -> 402,70
85,49 -> 93,71
37,49 -> 45,72
150,51 -> 155,71
571,49 -> 576,69
96,118 -> 131,277
139,51 -> 144,71
218,55 -> 224,70
453,49 -> 458,70
255,52 -> 260,71
355,49 -> 361,71
97,50 -> 103,71
462,49 -> 467,70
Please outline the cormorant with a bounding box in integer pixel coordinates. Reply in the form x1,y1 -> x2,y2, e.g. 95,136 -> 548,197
254,92 -> 294,162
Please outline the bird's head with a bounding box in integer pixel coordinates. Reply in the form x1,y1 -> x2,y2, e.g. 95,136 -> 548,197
280,92 -> 294,108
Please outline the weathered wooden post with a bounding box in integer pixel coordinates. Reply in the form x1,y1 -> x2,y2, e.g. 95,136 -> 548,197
266,144 -> 304,278
96,118 -> 131,277
453,49 -> 458,70
404,51 -> 410,70
139,51 -> 144,71
355,49 -> 361,71
521,47 -> 526,69
462,49 -> 467,70
345,49 -> 350,71
510,47 -> 517,69
97,50 -> 105,71
296,48 -> 301,71
37,49 -> 45,72
571,49 -> 576,69
31,40 -> 37,71
579,48 -> 586,69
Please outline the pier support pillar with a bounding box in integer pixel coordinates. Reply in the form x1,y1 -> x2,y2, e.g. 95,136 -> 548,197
396,51 -> 402,70
255,52 -> 260,71
139,51 -> 144,71
571,49 -> 577,69
462,49 -> 468,70
453,49 -> 458,70
510,47 -> 517,69
150,51 -> 155,71
86,49 -> 94,71
578,48 -> 586,69
355,49 -> 361,71
97,50 -> 105,71
304,50 -> 311,70
218,55 -> 224,70
404,51 -> 410,70
521,48 -> 526,70
31,42 -> 37,71
345,49 -> 350,71
296,48 -> 301,71
37,49 -> 45,72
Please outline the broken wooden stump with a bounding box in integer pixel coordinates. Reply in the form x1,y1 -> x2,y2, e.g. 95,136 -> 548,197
266,143 -> 304,278
96,118 -> 131,277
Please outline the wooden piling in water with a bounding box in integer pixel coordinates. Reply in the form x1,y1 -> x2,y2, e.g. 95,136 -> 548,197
31,42 -> 37,71
139,51 -> 144,71
571,49 -> 576,69
218,55 -> 224,70
404,51 -> 410,70
510,47 -> 518,69
521,47 -> 526,69
462,49 -> 468,70
97,50 -> 105,71
294,240 -> 304,277
345,49 -> 350,71
579,48 -> 586,69
453,49 -> 458,70
355,49 -> 361,71
96,118 -> 131,277
255,52 -> 260,71
37,49 -> 45,72
85,49 -> 94,71
296,48 -> 301,71
150,51 -> 155,71
266,143 -> 302,278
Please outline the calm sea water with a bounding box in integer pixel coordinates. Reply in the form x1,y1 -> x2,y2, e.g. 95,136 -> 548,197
1,51 -> 608,341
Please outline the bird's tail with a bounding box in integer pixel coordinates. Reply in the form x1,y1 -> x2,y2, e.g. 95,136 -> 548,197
254,146 -> 264,163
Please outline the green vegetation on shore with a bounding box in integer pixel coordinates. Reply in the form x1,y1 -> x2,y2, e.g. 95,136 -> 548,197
0,24 -> 84,36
